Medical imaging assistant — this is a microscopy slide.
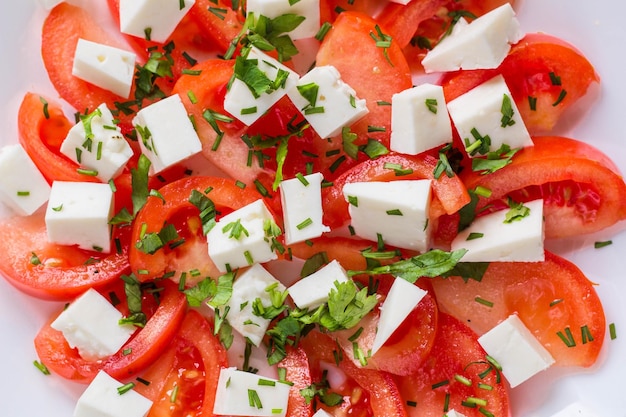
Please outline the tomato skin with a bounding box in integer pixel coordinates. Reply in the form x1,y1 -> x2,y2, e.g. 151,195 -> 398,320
281,346 -> 315,417
377,0 -> 447,48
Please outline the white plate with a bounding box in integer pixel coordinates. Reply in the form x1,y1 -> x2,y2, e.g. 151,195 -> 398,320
0,1 -> 624,416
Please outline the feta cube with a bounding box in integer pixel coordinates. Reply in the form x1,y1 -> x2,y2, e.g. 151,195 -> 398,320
550,402 -> 600,417
422,3 -> 523,72
288,259 -> 349,309
51,289 -> 136,361
445,411 -> 468,417
447,74 -> 532,157
478,314 -> 555,388
246,0 -> 321,40
0,144 -> 50,216
287,65 -> 369,138
74,370 -> 152,417
279,172 -> 330,244
451,199 -> 544,262
119,0 -> 196,43
207,199 -> 279,272
132,93 -> 202,174
371,278 -> 427,355
390,83 -> 452,155
60,104 -> 133,182
220,264 -> 286,346
45,181 -> 114,253
342,180 -> 432,252
224,47 -> 300,126
72,39 -> 136,98
213,367 -> 291,416
312,410 -> 334,417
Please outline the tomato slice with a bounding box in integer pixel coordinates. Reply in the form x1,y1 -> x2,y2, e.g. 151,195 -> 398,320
460,136 -> 626,239
188,0 -> 245,54
395,313 -> 510,417
431,251 -> 606,367
281,346 -> 315,417
377,0 -> 447,49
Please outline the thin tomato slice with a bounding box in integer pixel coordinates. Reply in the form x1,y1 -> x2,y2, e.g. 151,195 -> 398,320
431,251 -> 606,367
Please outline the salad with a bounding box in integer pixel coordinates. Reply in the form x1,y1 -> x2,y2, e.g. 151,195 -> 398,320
1,0 -> 625,416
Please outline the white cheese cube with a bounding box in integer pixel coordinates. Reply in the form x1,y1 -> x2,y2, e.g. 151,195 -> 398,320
445,411 -> 468,417
74,370 -> 152,417
288,259 -> 349,309
287,65 -> 369,138
207,199 -> 279,272
132,93 -> 202,174
220,264 -> 286,346
451,198 -> 544,262
390,83 -> 452,155
550,402 -> 600,417
422,3 -> 523,72
45,181 -> 114,253
279,172 -> 330,244
478,314 -> 555,388
72,39 -> 136,99
246,0 -> 320,40
213,367 -> 291,417
224,47 -> 300,126
342,180 -> 432,252
0,144 -> 50,216
312,410 -> 334,417
447,74 -> 532,157
60,104 -> 133,182
371,278 -> 427,355
119,0 -> 196,43
51,289 -> 136,361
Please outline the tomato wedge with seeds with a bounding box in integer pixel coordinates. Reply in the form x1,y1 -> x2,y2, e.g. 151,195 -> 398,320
189,0 -> 245,55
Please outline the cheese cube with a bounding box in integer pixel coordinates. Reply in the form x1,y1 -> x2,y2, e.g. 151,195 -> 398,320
287,65 -> 369,138
207,199 -> 278,272
279,172 -> 330,244
312,410 -> 334,417
447,74 -> 532,157
390,83 -> 452,155
342,180 -> 432,252
220,264 -> 286,346
371,278 -> 427,355
288,259 -> 349,309
45,181 -> 114,253
445,411 -> 468,417
224,47 -> 300,126
51,289 -> 136,361
422,3 -> 523,72
132,93 -> 202,174
478,314 -> 555,388
0,144 -> 50,216
74,370 -> 152,417
213,367 -> 291,416
451,199 -> 544,262
246,0 -> 320,40
550,402 -> 600,417
119,0 -> 196,43
72,39 -> 136,98
60,104 -> 133,182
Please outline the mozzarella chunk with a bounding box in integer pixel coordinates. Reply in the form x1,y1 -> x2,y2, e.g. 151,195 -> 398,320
119,0 -> 195,43
60,104 -> 133,181
371,278 -> 427,355
287,65 -> 369,138
45,181 -> 114,253
478,314 -> 555,388
220,264 -> 286,346
550,402 -> 600,417
224,47 -> 300,126
0,144 -> 50,216
342,180 -> 432,252
279,172 -> 330,244
213,367 -> 291,417
288,259 -> 350,309
246,0 -> 321,40
132,93 -> 202,174
207,199 -> 279,272
390,83 -> 452,155
72,39 -> 136,98
74,370 -> 152,417
51,289 -> 136,361
422,3 -> 523,72
451,199 -> 544,262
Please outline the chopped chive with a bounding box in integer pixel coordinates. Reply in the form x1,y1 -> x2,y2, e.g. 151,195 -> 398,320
581,325 -> 594,344
367,125 -> 386,133
610,323 -> 617,340
467,232 -> 484,240
386,209 -> 403,216
295,172 -> 309,186
16,191 -> 30,197
549,298 -> 564,307
117,382 -> 136,395
30,252 -> 42,265
528,95 -> 537,111
552,89 -> 567,106
348,326 -> 364,342
315,21 -> 332,41
77,168 -> 99,176
33,360 -> 50,375
594,240 -> 612,248
406,400 -> 417,407
474,297 -> 494,308
187,90 -> 198,104
296,218 -> 313,230
549,71 -> 562,86
39,97 -> 50,119
454,374 -> 472,386
248,389 -> 263,409
425,98 -> 438,114
136,377 -> 151,386
258,378 -> 276,386
431,379 -> 449,389
557,326 -> 576,347
182,51 -> 197,66
241,106 -> 258,115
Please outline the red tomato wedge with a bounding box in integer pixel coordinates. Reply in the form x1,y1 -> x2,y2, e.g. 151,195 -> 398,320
460,136 -> 626,239
377,0 -> 447,49
395,313 -> 510,417
281,346 -> 315,417
431,251 -> 606,367
189,0 -> 245,54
